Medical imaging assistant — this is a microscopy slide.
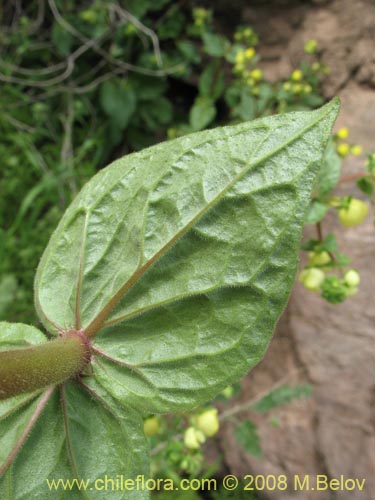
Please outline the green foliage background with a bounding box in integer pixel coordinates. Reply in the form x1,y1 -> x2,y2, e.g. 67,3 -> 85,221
0,0 -> 335,325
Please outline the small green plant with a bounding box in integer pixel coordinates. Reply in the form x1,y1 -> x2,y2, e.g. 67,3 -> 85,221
0,101 -> 339,498
1,4 -> 373,325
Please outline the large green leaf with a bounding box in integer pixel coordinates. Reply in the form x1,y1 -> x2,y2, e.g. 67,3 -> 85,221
34,100 -> 339,415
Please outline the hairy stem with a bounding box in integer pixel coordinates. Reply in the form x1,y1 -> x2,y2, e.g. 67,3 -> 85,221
0,332 -> 91,400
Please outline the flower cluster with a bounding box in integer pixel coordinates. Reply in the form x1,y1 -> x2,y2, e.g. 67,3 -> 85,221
184,408 -> 220,449
334,127 -> 363,157
191,7 -> 212,34
234,26 -> 259,46
304,39 -> 318,54
300,264 -> 361,303
232,47 -> 263,93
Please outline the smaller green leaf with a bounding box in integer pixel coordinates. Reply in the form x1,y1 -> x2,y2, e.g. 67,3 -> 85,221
158,8 -> 185,39
305,200 -> 328,224
0,322 -> 46,351
234,421 -> 261,458
224,85 -> 240,107
317,140 -> 341,197
357,177 -> 374,196
202,33 -> 230,57
257,83 -> 274,115
51,22 -> 73,56
199,62 -> 225,101
238,89 -> 256,121
302,233 -> 338,253
252,384 -> 312,413
129,75 -> 167,101
100,79 -> 137,130
176,40 -> 201,64
320,233 -> 338,253
335,252 -> 351,266
189,96 -> 216,131
149,97 -> 173,125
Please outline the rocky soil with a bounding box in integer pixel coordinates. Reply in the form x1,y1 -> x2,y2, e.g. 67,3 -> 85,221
212,0 -> 375,498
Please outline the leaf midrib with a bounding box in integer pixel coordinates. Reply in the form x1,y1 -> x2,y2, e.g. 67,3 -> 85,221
84,104 -> 333,337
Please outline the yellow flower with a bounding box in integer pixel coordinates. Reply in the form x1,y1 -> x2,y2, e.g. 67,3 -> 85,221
308,251 -> 331,266
184,427 -> 206,449
336,127 -> 349,139
299,268 -> 325,291
329,196 -> 341,207
337,143 -> 350,157
304,39 -> 318,54
246,77 -> 255,87
303,84 -> 312,94
144,416 -> 160,437
344,270 -> 360,287
292,83 -> 302,94
351,145 -> 362,156
250,68 -> 263,81
312,62 -> 320,72
244,47 -> 255,59
221,386 -> 233,398
283,82 -> 291,91
196,409 -> 220,437
291,69 -> 303,81
235,51 -> 245,64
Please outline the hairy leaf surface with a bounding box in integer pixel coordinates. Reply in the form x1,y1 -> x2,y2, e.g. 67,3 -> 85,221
34,100 -> 339,413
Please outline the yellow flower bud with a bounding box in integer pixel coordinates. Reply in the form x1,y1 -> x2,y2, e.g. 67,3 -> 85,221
300,268 -> 325,291
337,143 -> 350,157
312,62 -> 320,72
196,409 -> 220,437
291,69 -> 303,81
221,386 -> 234,398
235,51 -> 245,64
304,39 -> 318,54
338,198 -> 369,227
250,68 -> 263,81
292,83 -> 302,94
303,84 -> 312,94
283,82 -> 291,91
308,251 -> 331,266
351,145 -> 362,156
234,63 -> 245,74
329,196 -> 341,207
184,427 -> 206,449
144,416 -> 160,436
336,127 -> 349,139
244,47 -> 255,59
344,270 -> 360,287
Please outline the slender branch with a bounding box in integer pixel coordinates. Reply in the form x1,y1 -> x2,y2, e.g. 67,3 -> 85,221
48,0 -> 180,79
109,3 -> 163,67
